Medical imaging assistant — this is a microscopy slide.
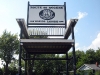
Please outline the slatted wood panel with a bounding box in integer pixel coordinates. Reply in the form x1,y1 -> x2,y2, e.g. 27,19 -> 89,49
21,39 -> 74,54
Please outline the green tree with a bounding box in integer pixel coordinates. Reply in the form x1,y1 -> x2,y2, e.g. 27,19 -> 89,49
95,71 -> 100,75
85,49 -> 96,64
62,50 -> 85,71
0,68 -> 3,75
34,54 -> 66,75
0,30 -> 19,75
95,48 -> 100,63
76,50 -> 85,69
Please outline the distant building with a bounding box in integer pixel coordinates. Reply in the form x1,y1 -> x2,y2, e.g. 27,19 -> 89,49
78,63 -> 100,75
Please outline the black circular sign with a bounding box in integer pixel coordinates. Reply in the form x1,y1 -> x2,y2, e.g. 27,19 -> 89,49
39,9 -> 55,20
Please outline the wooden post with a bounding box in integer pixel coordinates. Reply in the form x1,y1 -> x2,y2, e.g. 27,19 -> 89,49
66,52 -> 69,75
18,25 -> 22,75
71,25 -> 76,75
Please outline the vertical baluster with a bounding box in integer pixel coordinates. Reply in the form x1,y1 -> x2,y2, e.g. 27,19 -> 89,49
58,27 -> 60,34
29,29 -> 31,35
32,28 -> 34,35
58,27 -> 61,35
36,27 -> 38,35
63,27 -> 64,35
54,27 -> 57,35
44,27 -> 45,35
63,27 -> 64,34
30,28 -> 32,35
31,28 -> 32,35
37,27 -> 39,35
42,27 -> 43,35
39,28 -> 40,35
35,27 -> 36,35
60,27 -> 61,35
33,28 -> 35,35
47,27 -> 48,35
40,27 -> 42,35
50,27 -> 51,35
52,27 -> 53,35
53,27 -> 54,35
32,29 -> 34,35
28,29 -> 30,35
44,28 -> 46,35
51,27 -> 52,35
58,27 -> 59,35
28,29 -> 29,35
54,27 -> 55,35
44,27 -> 46,35
40,27 -> 41,35
37,27 -> 38,35
51,27 -> 53,35
41,27 -> 42,35
29,29 -> 30,35
38,27 -> 39,35
56,27 -> 57,35
34,28 -> 35,35
62,27 -> 64,35
34,28 -> 36,35
55,27 -> 57,35
60,27 -> 62,35
61,27 -> 63,35
49,27 -> 50,35
30,29 -> 32,35
43,27 -> 45,35
46,27 -> 47,35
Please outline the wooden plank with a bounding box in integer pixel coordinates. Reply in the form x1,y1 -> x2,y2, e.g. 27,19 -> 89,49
16,18 -> 29,39
64,19 -> 78,39
20,39 -> 74,43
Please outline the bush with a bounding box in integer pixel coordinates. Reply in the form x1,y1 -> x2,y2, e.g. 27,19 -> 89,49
0,68 -> 3,75
95,71 -> 100,75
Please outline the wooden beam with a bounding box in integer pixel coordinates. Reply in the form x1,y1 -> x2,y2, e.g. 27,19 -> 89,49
64,19 -> 78,39
20,39 -> 74,43
22,57 -> 73,60
16,18 -> 29,39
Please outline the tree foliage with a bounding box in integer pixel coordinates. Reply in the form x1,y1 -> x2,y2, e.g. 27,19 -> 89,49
34,54 -> 66,75
0,30 -> 19,75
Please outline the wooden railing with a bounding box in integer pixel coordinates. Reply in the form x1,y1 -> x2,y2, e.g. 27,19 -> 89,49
28,27 -> 65,36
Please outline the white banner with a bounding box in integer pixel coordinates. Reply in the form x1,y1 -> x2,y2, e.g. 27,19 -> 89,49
28,5 -> 65,25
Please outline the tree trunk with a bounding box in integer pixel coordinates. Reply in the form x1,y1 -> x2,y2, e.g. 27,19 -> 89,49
4,62 -> 8,75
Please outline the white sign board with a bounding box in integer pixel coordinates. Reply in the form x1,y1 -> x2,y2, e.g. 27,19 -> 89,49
28,5 -> 65,25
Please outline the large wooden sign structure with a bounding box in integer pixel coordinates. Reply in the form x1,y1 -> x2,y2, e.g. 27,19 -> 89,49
16,1 -> 78,75
28,5 -> 66,25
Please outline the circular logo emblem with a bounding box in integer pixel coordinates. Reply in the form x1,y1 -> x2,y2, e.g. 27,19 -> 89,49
39,9 -> 55,20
